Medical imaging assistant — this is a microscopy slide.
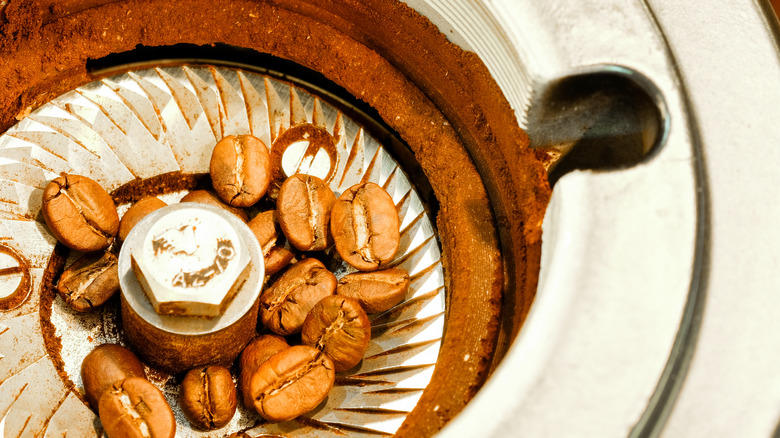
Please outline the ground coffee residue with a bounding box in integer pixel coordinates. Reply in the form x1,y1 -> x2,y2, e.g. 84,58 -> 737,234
4,1 -> 551,436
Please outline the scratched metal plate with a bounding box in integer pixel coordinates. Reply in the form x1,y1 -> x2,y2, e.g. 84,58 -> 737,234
0,66 -> 444,437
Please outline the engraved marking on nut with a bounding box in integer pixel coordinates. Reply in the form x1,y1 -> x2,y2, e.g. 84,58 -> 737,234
131,207 -> 252,317
0,244 -> 31,311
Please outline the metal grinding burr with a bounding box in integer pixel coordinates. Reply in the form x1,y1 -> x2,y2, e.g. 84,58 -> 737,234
0,65 -> 445,436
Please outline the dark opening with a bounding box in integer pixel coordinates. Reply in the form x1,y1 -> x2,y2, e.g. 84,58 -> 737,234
525,71 -> 666,186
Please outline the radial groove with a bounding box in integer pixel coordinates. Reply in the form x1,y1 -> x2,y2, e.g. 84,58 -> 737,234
0,66 -> 445,437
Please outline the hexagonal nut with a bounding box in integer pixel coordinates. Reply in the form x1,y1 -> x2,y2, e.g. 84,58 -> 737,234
130,205 -> 253,317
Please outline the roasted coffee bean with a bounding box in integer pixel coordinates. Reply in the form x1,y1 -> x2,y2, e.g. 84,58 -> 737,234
248,210 -> 295,275
259,258 -> 337,335
98,377 -> 176,438
81,344 -> 146,410
330,182 -> 399,271
336,268 -> 410,313
210,135 -> 271,207
180,190 -> 248,222
264,246 -> 296,276
57,251 -> 119,312
277,174 -> 335,251
302,295 -> 371,372
42,174 -> 119,252
249,345 -> 335,422
239,335 -> 289,407
118,196 -> 167,241
180,364 -> 237,430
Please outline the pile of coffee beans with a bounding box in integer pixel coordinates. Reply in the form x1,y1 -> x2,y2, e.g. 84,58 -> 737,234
43,134 -> 411,434
81,344 -> 176,438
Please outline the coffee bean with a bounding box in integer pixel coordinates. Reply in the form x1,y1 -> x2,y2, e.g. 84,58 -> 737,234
249,345 -> 335,422
277,174 -> 335,251
180,190 -> 248,222
180,364 -> 237,430
210,135 -> 271,207
81,344 -> 146,410
330,182 -> 399,271
98,377 -> 176,438
259,258 -> 337,335
42,174 -> 119,252
302,295 -> 371,372
119,196 -> 167,241
248,211 -> 278,251
238,335 -> 289,408
57,251 -> 119,312
248,210 -> 295,275
264,246 -> 296,277
336,268 -> 410,313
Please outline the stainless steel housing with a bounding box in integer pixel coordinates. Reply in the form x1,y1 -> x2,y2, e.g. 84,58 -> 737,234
410,0 -> 780,436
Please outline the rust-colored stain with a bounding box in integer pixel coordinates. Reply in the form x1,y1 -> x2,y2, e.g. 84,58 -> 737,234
371,288 -> 443,326
339,128 -> 365,188
372,312 -> 445,338
334,377 -> 394,387
350,363 -> 435,379
363,338 -> 441,361
360,146 -> 383,185
365,387 -> 424,396
335,407 -> 409,416
389,237 -> 437,270
0,243 -> 32,311
296,415 -> 393,436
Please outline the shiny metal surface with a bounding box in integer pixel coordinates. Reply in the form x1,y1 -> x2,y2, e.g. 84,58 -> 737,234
119,203 -> 264,333
415,0 -> 699,435
648,2 -> 780,437
0,1 -> 777,436
0,66 -> 445,436
412,0 -> 780,437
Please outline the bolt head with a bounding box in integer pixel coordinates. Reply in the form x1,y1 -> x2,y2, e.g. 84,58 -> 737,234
129,204 -> 253,317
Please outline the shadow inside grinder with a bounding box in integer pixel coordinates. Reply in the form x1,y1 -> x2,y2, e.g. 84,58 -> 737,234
526,70 -> 667,186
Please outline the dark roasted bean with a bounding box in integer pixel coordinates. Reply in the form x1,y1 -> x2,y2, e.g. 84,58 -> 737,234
259,258 -> 336,335
249,345 -> 335,422
330,182 -> 399,271
238,335 -> 290,408
42,174 -> 119,252
58,251 -> 119,312
98,377 -> 175,438
180,190 -> 249,222
118,196 -> 167,242
302,295 -> 371,372
248,210 -> 295,275
210,135 -> 271,207
277,174 -> 335,251
180,365 -> 237,430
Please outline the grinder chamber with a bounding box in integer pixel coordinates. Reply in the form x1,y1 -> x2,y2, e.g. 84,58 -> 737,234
0,0 -> 547,437
3,0 -> 773,437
